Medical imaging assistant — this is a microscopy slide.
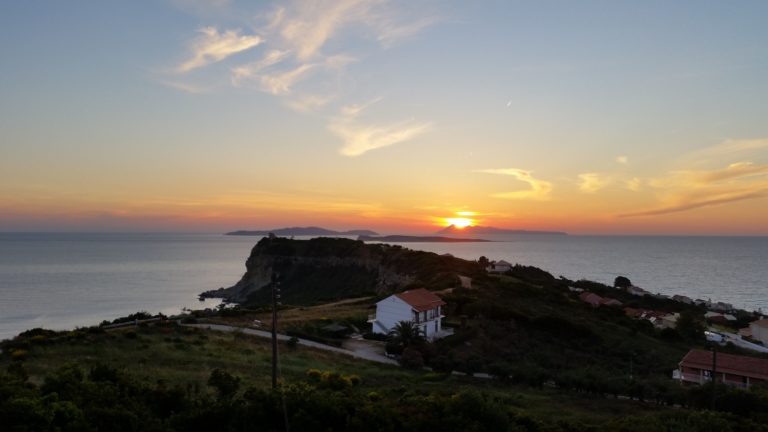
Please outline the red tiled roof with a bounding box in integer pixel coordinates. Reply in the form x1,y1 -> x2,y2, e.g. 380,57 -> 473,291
579,292 -> 602,305
680,349 -> 768,380
395,288 -> 446,312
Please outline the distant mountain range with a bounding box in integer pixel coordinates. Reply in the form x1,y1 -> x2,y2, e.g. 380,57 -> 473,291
357,235 -> 491,243
225,227 -> 379,236
436,225 -> 567,236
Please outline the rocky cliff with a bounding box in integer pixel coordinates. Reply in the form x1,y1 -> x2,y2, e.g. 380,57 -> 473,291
200,236 -> 484,306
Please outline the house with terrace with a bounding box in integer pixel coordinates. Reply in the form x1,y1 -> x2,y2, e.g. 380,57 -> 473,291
674,349 -> 768,389
369,288 -> 448,341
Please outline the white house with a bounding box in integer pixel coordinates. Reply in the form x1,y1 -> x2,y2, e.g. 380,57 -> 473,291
750,319 -> 768,345
487,260 -> 513,273
369,288 -> 447,341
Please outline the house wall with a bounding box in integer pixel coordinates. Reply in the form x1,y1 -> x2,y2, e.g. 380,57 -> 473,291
372,296 -> 443,340
750,323 -> 768,345
372,296 -> 414,335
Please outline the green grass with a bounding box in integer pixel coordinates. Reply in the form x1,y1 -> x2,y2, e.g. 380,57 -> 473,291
2,323 -> 676,426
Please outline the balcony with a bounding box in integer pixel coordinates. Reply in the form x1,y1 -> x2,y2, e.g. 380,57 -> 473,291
673,370 -> 750,389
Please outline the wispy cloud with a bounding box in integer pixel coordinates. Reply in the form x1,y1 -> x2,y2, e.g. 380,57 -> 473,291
331,118 -> 432,157
619,187 -> 768,217
375,16 -> 439,47
578,172 -> 609,193
284,94 -> 335,112
160,80 -> 210,94
167,1 -> 439,156
698,138 -> 768,157
329,99 -> 432,156
230,49 -> 290,85
176,27 -> 262,73
476,168 -> 553,200
258,63 -> 317,95
625,177 -> 642,192
619,161 -> 768,217
616,155 -> 628,165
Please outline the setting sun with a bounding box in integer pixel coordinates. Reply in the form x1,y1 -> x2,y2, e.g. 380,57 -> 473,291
445,217 -> 474,228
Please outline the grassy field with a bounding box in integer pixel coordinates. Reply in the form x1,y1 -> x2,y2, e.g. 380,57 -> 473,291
2,323 -> 676,427
209,296 -> 374,331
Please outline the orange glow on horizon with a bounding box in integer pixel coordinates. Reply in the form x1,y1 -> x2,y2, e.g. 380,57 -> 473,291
444,217 -> 474,228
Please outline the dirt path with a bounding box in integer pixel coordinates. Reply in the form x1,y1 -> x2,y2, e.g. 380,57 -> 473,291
183,323 -> 397,365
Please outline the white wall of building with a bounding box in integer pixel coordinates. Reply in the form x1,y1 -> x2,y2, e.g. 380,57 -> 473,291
372,296 -> 443,340
751,322 -> 768,345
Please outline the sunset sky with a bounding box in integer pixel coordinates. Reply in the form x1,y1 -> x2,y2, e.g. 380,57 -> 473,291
1,1 -> 767,234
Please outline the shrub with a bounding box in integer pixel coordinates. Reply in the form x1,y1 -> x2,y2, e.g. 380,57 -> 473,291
207,369 -> 241,399
399,348 -> 424,370
10,349 -> 28,361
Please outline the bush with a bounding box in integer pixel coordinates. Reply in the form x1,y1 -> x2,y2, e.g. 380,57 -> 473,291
399,348 -> 424,369
10,349 -> 28,361
286,336 -> 299,348
362,332 -> 388,341
207,369 -> 241,399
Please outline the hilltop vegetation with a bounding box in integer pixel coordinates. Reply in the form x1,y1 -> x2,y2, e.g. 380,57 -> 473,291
3,324 -> 768,431
202,236 -> 486,305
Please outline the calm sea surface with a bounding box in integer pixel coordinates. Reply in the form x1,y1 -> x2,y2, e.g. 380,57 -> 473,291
1,233 -> 766,340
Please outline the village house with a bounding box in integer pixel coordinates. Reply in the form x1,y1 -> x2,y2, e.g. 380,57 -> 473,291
579,292 -> 622,308
672,294 -> 694,305
705,311 -> 737,325
712,301 -> 735,312
624,308 -> 679,329
486,260 -> 513,273
674,349 -> 768,389
625,286 -> 649,297
748,319 -> 768,345
368,288 -> 447,341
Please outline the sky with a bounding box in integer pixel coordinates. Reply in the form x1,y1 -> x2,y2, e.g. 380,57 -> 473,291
1,0 -> 767,235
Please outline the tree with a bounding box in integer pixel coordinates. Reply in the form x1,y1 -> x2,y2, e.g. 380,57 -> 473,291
207,369 -> 241,400
388,321 -> 425,349
478,256 -> 490,269
676,310 -> 706,341
614,276 -> 632,289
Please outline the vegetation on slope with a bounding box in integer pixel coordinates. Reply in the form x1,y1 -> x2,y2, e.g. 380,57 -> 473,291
3,324 -> 768,431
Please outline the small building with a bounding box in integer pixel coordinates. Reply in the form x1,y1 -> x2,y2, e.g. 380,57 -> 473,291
368,288 -> 447,341
672,295 -> 694,305
487,260 -> 513,273
579,292 -> 622,308
656,312 -> 680,329
626,286 -> 649,297
749,319 -> 768,345
712,302 -> 734,312
623,308 -> 678,329
674,349 -> 768,389
580,292 -> 604,307
705,311 -> 737,324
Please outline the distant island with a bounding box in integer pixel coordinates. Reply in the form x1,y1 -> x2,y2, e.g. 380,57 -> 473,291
226,226 -> 379,236
436,225 -> 567,236
357,235 -> 491,243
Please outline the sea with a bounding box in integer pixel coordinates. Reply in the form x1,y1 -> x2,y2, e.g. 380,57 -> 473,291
1,233 -> 767,341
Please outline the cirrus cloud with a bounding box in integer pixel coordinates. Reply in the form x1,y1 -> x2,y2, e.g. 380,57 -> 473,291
175,27 -> 262,73
476,168 -> 553,200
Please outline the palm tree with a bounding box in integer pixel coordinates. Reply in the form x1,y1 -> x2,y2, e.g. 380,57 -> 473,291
388,321 -> 425,348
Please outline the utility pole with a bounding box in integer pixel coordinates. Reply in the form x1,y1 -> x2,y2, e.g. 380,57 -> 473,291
271,271 -> 280,390
711,346 -> 717,411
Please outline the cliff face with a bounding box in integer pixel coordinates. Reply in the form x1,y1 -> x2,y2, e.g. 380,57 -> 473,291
201,236 -> 484,305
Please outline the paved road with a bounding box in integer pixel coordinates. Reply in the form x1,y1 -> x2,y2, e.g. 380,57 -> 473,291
184,323 -> 398,365
715,328 -> 768,353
